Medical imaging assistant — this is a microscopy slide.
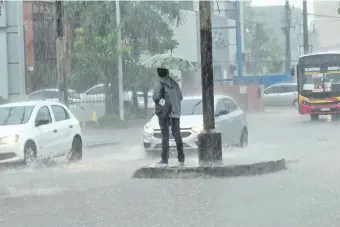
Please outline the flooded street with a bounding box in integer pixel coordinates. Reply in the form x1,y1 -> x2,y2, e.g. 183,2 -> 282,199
2,108 -> 340,226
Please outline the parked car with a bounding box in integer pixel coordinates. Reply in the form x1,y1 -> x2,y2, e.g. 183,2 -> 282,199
79,84 -> 132,103
26,89 -> 81,104
142,95 -> 248,153
0,101 -> 83,165
263,83 -> 298,107
81,83 -> 153,108
137,91 -> 154,109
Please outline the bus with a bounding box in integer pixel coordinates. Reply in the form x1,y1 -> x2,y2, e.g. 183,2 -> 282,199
293,52 -> 340,120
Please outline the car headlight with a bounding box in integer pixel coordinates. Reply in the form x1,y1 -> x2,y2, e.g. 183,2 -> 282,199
144,125 -> 154,134
0,135 -> 19,145
302,100 -> 311,106
191,124 -> 204,133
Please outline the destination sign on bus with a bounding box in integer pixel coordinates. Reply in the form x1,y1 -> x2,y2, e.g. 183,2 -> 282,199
304,66 -> 340,72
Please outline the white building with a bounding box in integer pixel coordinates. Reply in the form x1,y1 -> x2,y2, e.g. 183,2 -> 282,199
313,0 -> 340,51
172,1 -> 240,89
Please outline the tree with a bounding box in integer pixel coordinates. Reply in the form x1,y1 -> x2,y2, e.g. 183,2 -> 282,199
65,1 -> 182,116
243,2 -> 284,75
73,26 -> 131,114
120,1 -> 182,115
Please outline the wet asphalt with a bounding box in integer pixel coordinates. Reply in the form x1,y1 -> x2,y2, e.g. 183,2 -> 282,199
1,107 -> 340,227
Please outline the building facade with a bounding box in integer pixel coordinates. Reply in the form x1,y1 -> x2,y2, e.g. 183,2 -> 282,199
174,1 -> 240,90
313,0 -> 340,51
0,0 -> 25,101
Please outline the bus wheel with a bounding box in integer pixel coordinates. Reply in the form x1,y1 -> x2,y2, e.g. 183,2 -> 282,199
310,114 -> 319,121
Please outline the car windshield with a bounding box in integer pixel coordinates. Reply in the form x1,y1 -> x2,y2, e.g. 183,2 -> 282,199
0,106 -> 35,126
181,99 -> 202,115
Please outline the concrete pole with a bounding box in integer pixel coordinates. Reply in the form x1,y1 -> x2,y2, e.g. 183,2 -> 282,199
198,1 -> 222,165
56,1 -> 68,106
235,0 -> 243,77
284,0 -> 292,73
116,0 -> 124,121
17,0 -> 26,100
302,0 -> 309,54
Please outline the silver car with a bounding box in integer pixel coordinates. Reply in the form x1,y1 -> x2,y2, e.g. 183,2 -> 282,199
142,95 -> 248,153
263,83 -> 298,107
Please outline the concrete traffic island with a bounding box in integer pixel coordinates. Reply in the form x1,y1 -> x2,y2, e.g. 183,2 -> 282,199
132,154 -> 287,179
133,2 -> 287,179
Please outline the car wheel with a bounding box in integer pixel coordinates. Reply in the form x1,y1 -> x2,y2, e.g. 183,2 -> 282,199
24,141 -> 37,166
293,99 -> 298,108
310,114 -> 319,121
238,128 -> 248,148
68,136 -> 82,163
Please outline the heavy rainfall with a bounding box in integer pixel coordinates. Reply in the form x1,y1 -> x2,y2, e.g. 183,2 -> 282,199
1,0 -> 340,226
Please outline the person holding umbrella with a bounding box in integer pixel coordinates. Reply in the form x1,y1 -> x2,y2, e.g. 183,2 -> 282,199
142,52 -> 195,164
153,67 -> 184,165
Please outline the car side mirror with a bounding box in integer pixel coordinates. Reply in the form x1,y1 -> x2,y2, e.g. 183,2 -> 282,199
35,119 -> 49,127
215,110 -> 229,117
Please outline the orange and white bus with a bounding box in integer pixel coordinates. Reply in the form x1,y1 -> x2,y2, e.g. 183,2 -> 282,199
294,52 -> 340,120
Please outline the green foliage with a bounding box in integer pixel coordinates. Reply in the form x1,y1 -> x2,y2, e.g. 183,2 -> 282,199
66,1 -> 182,90
243,2 -> 284,74
65,1 -> 183,116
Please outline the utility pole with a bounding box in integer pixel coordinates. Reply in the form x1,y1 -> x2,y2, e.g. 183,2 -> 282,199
235,0 -> 243,77
302,0 -> 309,54
116,0 -> 124,121
284,0 -> 292,73
197,1 -> 222,165
56,1 -> 68,106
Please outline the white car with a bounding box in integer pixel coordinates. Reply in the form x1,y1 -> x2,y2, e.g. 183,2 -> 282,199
80,84 -> 132,103
26,88 -> 82,104
0,101 -> 83,165
263,83 -> 298,107
81,84 -> 154,108
143,95 -> 248,153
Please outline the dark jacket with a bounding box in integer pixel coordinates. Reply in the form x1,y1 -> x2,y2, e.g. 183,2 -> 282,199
153,76 -> 183,118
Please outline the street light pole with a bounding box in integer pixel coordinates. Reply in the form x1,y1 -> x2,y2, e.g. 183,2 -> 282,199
56,0 -> 68,106
235,0 -> 243,77
116,0 -> 124,121
302,0 -> 309,54
198,1 -> 222,165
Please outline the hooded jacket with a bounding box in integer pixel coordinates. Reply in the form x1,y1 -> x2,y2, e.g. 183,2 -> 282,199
152,76 -> 183,118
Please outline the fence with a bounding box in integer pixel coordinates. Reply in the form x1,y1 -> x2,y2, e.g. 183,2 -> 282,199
235,73 -> 293,87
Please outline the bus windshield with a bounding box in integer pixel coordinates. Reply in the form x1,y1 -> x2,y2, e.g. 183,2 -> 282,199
300,67 -> 340,92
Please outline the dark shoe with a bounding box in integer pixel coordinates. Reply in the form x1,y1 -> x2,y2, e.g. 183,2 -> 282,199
158,160 -> 168,165
178,158 -> 185,164
178,155 -> 185,164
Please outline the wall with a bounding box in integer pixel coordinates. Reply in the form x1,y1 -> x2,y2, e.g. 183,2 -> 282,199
0,1 -> 26,101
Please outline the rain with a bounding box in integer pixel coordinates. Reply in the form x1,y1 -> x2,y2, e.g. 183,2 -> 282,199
1,0 -> 340,226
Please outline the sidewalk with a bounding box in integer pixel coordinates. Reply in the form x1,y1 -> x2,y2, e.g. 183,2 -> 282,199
82,126 -> 143,148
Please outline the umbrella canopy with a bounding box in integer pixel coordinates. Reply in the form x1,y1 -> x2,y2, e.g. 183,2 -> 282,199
141,53 -> 196,72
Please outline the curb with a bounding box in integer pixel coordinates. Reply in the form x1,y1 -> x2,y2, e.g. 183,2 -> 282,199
132,159 -> 286,179
84,142 -> 119,149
